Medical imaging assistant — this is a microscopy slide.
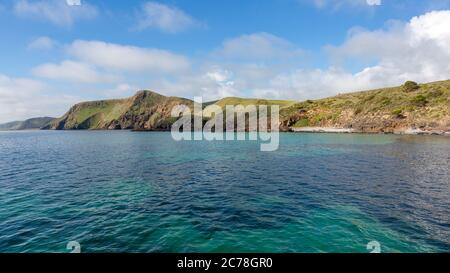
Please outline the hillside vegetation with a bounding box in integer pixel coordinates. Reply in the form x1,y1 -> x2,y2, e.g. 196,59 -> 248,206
279,80 -> 450,133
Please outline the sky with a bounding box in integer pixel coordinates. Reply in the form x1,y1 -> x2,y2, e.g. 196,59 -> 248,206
0,0 -> 450,122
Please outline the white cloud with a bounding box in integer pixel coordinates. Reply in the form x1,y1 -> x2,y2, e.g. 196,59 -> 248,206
13,0 -> 97,27
136,2 -> 201,33
307,0 -> 381,9
0,74 -> 80,123
67,40 -> 190,73
32,60 -> 119,83
27,36 -> 57,51
102,83 -> 139,99
215,33 -> 304,63
366,0 -> 381,6
149,66 -> 241,101
327,10 -> 450,88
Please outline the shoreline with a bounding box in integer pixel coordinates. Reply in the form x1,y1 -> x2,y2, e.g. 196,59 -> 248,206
289,127 -> 450,136
2,127 -> 449,136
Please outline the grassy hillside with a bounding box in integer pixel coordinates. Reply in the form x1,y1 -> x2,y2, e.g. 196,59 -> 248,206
280,80 -> 450,133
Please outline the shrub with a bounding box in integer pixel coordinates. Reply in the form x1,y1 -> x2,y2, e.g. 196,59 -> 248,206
391,109 -> 403,116
428,89 -> 443,98
402,81 -> 420,92
294,118 -> 310,127
411,95 -> 428,107
379,97 -> 391,106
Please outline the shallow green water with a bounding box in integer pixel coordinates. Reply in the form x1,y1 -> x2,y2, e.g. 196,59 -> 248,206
0,131 -> 448,252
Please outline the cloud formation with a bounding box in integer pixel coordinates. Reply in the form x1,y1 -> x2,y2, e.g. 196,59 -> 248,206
327,10 -> 450,88
150,10 -> 450,101
366,0 -> 381,6
32,60 -> 119,83
27,36 -> 57,51
136,2 -> 201,33
14,0 -> 97,26
4,9 -> 450,122
67,40 -> 191,73
0,74 -> 80,123
214,33 -> 304,63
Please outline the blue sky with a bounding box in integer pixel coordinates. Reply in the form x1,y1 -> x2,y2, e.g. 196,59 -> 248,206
0,0 -> 450,122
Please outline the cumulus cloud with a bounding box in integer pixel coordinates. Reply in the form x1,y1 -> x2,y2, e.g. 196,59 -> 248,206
136,2 -> 201,33
27,36 -> 57,51
32,60 -> 119,83
0,74 -> 80,123
67,40 -> 190,73
13,0 -> 97,27
366,0 -> 381,6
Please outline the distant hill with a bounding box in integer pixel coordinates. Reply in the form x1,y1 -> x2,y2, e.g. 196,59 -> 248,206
40,79 -> 449,134
0,117 -> 55,130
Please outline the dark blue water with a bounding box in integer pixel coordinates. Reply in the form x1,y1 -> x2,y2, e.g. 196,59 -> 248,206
0,131 -> 449,252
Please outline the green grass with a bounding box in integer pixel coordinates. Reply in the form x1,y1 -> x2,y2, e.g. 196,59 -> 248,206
74,100 -> 128,124
294,118 -> 310,127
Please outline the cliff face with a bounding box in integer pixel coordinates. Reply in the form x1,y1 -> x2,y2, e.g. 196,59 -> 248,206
280,80 -> 450,134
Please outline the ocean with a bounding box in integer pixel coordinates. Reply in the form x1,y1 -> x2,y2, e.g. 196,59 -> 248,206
0,131 -> 448,252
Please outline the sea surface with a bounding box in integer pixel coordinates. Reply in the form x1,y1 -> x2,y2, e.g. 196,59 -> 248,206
0,131 -> 449,253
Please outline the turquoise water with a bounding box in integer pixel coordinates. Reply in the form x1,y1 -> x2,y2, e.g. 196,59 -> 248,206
0,131 -> 449,253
